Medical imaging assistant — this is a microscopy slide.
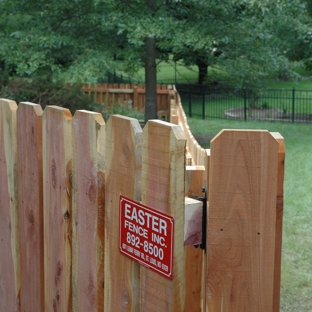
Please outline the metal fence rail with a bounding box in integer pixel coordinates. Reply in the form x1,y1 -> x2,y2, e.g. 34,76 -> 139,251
176,84 -> 312,123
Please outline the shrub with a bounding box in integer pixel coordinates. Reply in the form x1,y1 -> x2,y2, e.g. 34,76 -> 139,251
0,77 -> 145,121
0,77 -> 95,113
101,101 -> 145,122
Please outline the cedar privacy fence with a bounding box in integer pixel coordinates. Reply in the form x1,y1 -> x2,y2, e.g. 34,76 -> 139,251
0,85 -> 285,311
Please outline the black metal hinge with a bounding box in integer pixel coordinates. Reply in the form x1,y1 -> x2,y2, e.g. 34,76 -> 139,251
194,185 -> 207,252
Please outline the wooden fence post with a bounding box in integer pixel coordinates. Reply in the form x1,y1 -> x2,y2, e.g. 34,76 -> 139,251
72,110 -> 106,312
17,102 -> 44,311
43,106 -> 73,312
184,165 -> 206,312
140,120 -> 186,311
104,115 -> 142,311
206,130 -> 281,311
271,132 -> 285,312
0,99 -> 20,311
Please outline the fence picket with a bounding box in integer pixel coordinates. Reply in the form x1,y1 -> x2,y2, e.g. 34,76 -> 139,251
104,115 -> 142,311
0,99 -> 20,311
72,110 -> 105,312
140,120 -> 186,311
206,130 -> 279,311
43,106 -> 73,312
17,102 -> 44,311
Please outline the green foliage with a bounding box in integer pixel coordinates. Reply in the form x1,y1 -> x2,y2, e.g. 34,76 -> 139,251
100,102 -> 145,122
0,78 -> 95,113
0,0 -> 308,87
0,68 -> 10,86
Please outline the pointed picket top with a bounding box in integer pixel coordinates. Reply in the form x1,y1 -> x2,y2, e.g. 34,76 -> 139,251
72,110 -> 105,312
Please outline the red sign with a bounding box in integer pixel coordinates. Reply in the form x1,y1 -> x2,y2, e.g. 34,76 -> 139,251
119,195 -> 174,280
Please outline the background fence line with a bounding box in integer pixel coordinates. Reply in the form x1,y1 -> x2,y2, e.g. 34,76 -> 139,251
81,83 -> 172,120
81,82 -> 312,123
0,94 -> 284,311
176,84 -> 312,123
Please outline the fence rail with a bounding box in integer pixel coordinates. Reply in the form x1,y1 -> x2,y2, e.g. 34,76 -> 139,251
0,91 -> 284,311
177,84 -> 312,123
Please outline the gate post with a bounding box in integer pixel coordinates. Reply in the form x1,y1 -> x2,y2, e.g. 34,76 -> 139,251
140,120 -> 186,311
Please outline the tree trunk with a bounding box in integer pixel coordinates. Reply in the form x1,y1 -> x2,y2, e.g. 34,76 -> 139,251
145,35 -> 157,123
144,0 -> 158,123
196,58 -> 208,84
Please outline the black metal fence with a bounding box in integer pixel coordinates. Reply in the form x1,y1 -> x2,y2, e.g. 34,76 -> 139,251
98,71 -> 140,84
176,84 -> 312,123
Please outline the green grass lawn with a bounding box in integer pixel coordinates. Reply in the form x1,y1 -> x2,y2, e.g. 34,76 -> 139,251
187,117 -> 312,311
264,78 -> 312,91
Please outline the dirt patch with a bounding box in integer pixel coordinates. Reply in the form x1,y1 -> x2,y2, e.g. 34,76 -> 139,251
224,107 -> 285,120
224,107 -> 312,122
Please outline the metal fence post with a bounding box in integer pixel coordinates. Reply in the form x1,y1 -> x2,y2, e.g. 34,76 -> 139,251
244,87 -> 247,121
188,81 -> 192,118
292,87 -> 295,123
175,61 -> 177,84
202,83 -> 206,120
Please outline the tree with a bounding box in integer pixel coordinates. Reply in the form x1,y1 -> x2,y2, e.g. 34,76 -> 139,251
284,0 -> 312,71
0,0 -> 308,120
162,0 -> 307,85
0,0 -> 162,121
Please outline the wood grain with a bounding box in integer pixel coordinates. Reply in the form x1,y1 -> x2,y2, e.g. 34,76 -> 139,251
43,106 -> 73,312
141,120 -> 186,311
205,149 -> 211,201
72,110 -> 105,312
17,102 -> 44,311
206,130 -> 279,312
270,132 -> 285,311
0,99 -> 20,311
104,115 -> 142,311
184,165 -> 206,312
185,165 -> 205,197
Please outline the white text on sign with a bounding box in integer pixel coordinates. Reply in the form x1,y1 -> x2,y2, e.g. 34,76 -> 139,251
124,204 -> 168,235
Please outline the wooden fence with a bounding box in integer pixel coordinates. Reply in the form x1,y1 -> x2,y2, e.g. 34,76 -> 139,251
0,91 -> 284,311
82,83 -> 172,119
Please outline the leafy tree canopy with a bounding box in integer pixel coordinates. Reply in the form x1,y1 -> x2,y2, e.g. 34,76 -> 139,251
0,0 -> 308,87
